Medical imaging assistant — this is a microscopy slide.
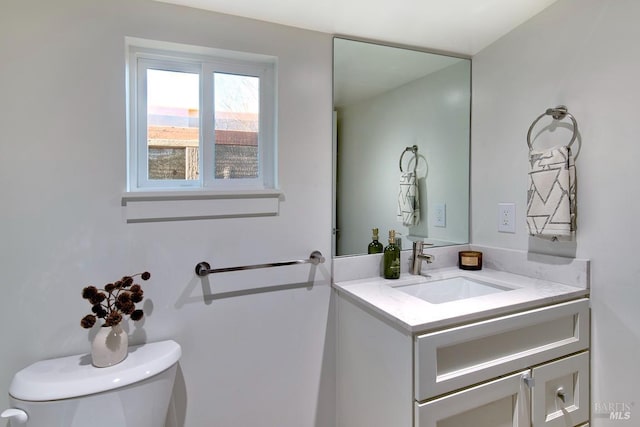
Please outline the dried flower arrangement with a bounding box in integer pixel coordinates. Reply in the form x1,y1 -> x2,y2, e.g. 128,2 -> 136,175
80,272 -> 150,328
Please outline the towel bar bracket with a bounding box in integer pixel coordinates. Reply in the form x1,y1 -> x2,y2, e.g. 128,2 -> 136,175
547,105 -> 568,120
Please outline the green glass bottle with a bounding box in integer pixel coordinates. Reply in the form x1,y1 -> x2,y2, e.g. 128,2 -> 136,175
383,230 -> 401,279
367,228 -> 384,254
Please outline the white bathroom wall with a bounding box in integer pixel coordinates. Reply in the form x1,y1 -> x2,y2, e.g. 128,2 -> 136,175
472,0 -> 640,424
337,60 -> 470,255
0,1 -> 334,426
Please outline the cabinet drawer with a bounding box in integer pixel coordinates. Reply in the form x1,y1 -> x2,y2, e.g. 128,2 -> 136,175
532,351 -> 590,427
415,370 -> 530,427
415,299 -> 589,401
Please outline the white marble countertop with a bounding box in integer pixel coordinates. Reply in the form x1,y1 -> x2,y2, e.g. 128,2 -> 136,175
333,267 -> 589,333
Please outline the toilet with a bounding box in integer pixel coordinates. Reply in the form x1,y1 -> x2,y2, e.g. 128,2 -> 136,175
1,340 -> 181,427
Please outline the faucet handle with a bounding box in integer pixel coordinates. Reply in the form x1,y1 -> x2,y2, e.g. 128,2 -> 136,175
421,253 -> 435,264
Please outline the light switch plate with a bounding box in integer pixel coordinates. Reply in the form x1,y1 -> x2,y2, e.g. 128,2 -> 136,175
498,203 -> 516,233
433,203 -> 446,227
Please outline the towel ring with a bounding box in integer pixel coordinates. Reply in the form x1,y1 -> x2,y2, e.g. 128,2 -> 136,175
527,106 -> 578,151
399,145 -> 418,173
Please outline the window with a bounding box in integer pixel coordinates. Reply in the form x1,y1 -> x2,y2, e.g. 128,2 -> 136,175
127,41 -> 276,192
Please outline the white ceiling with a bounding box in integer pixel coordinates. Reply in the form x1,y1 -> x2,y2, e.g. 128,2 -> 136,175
153,0 -> 558,56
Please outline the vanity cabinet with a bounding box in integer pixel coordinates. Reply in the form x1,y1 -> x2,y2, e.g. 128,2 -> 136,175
336,295 -> 590,427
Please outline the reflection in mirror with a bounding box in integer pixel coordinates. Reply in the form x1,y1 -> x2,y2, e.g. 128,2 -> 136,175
333,37 -> 471,257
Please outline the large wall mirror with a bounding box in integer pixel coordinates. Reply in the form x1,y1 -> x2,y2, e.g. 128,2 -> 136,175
333,37 -> 471,257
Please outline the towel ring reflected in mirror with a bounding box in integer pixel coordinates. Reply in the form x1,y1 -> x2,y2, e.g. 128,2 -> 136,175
526,105 -> 578,151
399,145 -> 418,173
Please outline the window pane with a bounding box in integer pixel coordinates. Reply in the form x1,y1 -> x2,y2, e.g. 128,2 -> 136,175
147,69 -> 199,181
214,73 -> 259,179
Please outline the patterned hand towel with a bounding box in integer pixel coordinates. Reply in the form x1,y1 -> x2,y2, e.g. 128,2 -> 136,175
397,171 -> 420,226
526,145 -> 576,240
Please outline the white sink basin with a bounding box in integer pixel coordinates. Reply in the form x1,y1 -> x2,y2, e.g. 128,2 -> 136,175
394,276 -> 514,304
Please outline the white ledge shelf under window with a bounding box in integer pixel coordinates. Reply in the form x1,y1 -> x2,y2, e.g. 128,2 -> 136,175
121,189 -> 282,223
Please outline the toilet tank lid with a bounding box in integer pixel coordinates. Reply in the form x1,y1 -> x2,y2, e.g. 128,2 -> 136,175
9,340 -> 182,402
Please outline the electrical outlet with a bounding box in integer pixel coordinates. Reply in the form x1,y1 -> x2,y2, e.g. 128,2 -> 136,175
498,203 -> 516,233
433,203 -> 446,227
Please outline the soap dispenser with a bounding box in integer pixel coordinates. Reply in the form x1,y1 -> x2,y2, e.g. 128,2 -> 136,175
383,230 -> 401,279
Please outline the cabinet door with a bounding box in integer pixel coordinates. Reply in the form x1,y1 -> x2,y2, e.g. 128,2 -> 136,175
416,371 -> 530,427
531,351 -> 590,427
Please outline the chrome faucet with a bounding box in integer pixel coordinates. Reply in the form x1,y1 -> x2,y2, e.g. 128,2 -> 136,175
412,241 -> 434,275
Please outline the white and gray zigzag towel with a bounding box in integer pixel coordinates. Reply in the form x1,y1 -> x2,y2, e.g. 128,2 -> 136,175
526,145 -> 576,240
397,171 -> 420,226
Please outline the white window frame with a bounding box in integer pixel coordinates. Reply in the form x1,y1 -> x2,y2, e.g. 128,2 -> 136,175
126,40 -> 277,193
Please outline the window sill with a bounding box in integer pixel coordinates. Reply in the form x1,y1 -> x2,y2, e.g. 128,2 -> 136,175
121,189 -> 282,223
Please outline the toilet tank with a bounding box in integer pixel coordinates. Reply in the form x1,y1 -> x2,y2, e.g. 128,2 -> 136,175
4,340 -> 181,427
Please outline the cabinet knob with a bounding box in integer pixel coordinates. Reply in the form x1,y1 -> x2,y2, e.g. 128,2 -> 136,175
556,387 -> 566,403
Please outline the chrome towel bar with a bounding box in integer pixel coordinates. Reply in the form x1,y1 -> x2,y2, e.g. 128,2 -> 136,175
195,251 -> 325,276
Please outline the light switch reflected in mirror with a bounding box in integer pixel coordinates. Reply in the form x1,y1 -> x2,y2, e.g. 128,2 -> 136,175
333,37 -> 471,257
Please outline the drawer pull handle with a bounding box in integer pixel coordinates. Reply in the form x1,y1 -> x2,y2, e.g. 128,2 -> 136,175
556,387 -> 566,403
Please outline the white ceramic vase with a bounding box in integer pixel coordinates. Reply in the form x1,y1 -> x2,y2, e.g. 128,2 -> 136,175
91,324 -> 128,368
